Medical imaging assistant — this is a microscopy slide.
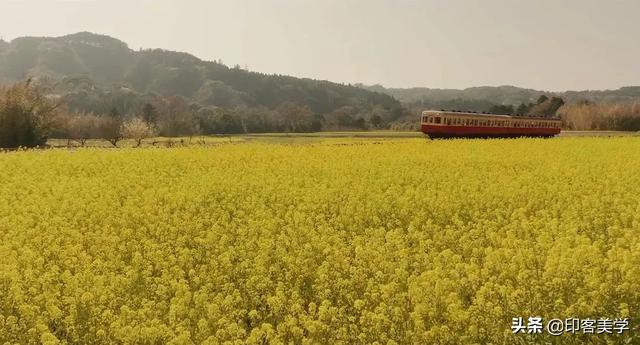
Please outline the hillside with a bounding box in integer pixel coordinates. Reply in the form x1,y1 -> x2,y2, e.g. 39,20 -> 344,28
358,84 -> 640,111
0,32 -> 402,127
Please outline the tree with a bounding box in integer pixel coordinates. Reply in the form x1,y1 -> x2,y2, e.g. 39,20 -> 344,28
370,115 -> 383,129
276,102 -> 318,133
0,80 -> 59,148
62,114 -> 101,146
97,116 -> 123,147
528,96 -> 565,117
122,117 -> 157,147
515,103 -> 530,115
536,95 -> 549,104
141,103 -> 157,125
488,104 -> 514,115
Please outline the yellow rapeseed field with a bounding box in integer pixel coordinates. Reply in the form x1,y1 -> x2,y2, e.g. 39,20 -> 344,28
0,137 -> 639,344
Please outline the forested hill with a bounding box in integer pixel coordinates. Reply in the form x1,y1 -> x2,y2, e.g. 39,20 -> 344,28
0,32 -> 402,128
358,84 -> 640,111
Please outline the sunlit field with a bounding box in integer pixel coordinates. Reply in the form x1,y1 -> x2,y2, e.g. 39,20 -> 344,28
1,137 -> 639,344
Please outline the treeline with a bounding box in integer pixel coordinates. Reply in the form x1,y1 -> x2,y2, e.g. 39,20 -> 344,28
0,81 -> 396,148
396,94 -> 565,120
490,95 -> 565,116
559,101 -> 640,131
360,84 -> 640,106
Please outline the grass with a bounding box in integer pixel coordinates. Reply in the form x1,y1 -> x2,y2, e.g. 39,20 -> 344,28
45,130 -> 639,149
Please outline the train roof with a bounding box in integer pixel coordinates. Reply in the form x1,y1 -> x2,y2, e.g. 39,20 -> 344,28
422,109 -> 561,121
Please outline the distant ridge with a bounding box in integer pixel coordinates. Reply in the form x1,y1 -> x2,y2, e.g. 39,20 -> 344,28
357,84 -> 640,106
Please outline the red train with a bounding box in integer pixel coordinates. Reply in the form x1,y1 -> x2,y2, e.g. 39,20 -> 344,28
421,110 -> 562,138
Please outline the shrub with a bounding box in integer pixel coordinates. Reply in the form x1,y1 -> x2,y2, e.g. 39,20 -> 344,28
0,80 -> 59,148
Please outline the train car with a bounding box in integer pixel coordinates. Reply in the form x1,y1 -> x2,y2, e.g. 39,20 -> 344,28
421,110 -> 562,138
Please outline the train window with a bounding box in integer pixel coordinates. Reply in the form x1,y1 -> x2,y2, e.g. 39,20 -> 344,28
434,117 -> 441,124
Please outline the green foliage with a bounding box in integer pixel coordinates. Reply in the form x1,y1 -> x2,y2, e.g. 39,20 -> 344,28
0,32 -> 402,130
362,84 -> 640,108
488,104 -> 514,115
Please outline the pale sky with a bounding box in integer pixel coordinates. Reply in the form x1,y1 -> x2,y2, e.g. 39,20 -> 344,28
1,0 -> 638,91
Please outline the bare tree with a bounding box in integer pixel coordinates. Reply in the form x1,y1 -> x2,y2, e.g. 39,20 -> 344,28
67,114 -> 101,146
97,116 -> 123,147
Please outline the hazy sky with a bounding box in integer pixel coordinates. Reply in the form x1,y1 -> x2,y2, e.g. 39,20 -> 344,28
1,0 -> 638,91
